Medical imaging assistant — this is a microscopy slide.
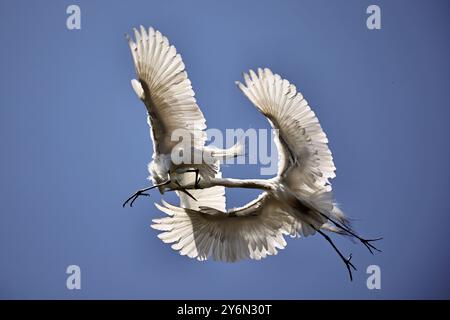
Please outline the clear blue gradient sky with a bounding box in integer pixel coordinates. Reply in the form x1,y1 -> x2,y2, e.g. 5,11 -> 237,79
1,0 -> 449,299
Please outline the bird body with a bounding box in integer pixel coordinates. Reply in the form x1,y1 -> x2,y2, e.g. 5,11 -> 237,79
125,26 -> 243,203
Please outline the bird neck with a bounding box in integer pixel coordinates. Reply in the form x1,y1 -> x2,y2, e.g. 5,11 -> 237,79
205,177 -> 273,191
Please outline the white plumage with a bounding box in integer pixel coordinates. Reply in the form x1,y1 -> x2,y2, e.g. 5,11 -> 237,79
125,26 -> 381,280
124,26 -> 243,208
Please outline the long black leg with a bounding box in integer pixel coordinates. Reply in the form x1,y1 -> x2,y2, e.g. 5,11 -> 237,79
183,169 -> 201,188
166,169 -> 198,200
317,212 -> 382,254
311,224 -> 357,281
123,180 -> 171,208
174,181 -> 197,201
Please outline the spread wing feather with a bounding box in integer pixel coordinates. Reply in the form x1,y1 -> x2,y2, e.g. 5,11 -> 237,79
151,195 -> 296,262
127,26 -> 207,154
236,68 -> 336,192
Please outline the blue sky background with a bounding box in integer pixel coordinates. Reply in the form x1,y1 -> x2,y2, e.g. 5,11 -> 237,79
1,0 -> 449,299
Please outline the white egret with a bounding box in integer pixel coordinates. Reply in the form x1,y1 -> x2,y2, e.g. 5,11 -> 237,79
151,68 -> 381,280
123,26 -> 243,208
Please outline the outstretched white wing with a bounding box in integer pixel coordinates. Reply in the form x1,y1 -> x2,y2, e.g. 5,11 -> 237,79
236,68 -> 336,193
152,194 -> 297,262
127,26 -> 207,154
151,188 -> 336,262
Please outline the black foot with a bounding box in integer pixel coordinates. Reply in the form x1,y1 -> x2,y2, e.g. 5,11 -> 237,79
122,188 -> 150,207
122,180 -> 171,208
315,226 -> 357,281
360,237 -> 383,255
317,212 -> 382,255
344,253 -> 357,281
